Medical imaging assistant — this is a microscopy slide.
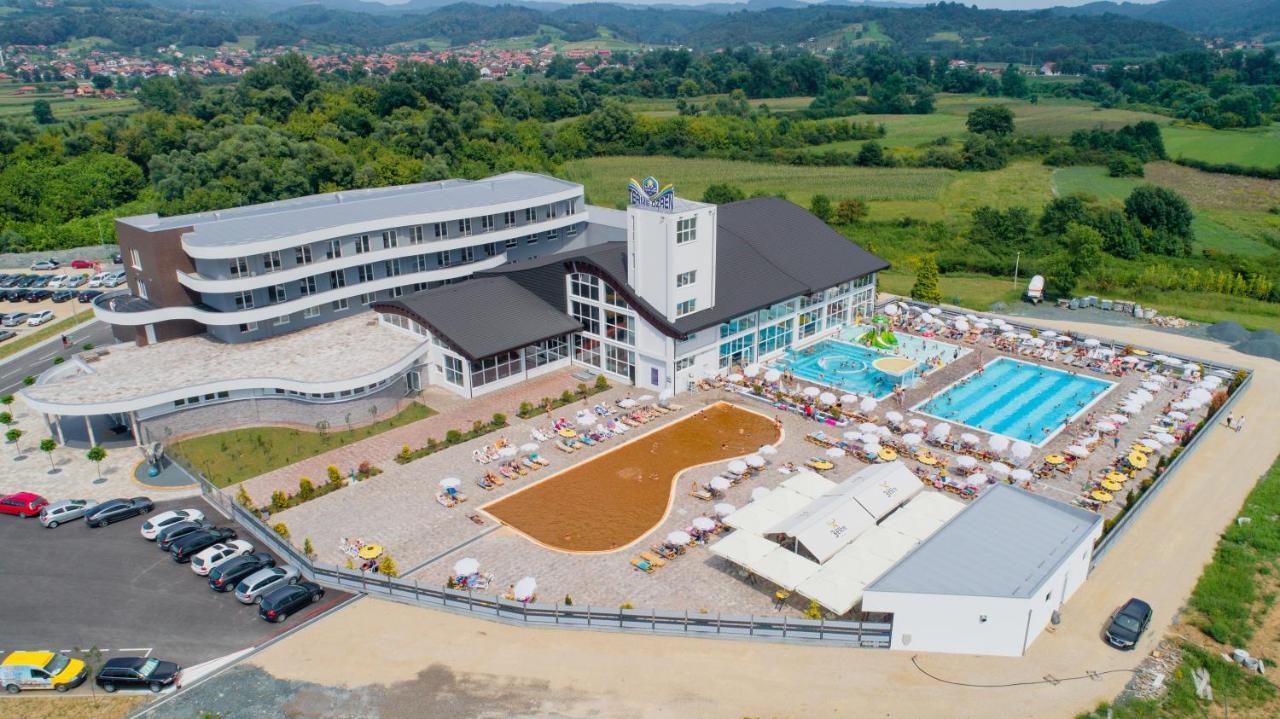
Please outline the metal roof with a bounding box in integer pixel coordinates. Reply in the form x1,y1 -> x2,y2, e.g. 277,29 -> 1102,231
864,485 -> 1102,599
118,172 -> 580,247
373,276 -> 582,361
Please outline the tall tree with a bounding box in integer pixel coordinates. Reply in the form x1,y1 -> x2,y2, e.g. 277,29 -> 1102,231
911,255 -> 943,304
966,105 -> 1015,136
31,100 -> 54,124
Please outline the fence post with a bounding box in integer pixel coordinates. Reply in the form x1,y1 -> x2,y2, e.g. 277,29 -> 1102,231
782,615 -> 787,639
554,602 -> 559,625
414,579 -> 419,599
361,570 -> 367,591
651,608 -> 656,631
857,621 -> 862,645
819,617 -> 825,641
586,606 -> 591,627
749,615 -> 754,636
684,609 -> 688,633
716,613 -> 721,634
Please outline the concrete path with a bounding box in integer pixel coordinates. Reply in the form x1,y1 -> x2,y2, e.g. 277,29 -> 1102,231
207,317 -> 1280,718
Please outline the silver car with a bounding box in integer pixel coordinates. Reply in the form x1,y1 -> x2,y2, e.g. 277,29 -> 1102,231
234,565 -> 299,604
40,499 -> 99,528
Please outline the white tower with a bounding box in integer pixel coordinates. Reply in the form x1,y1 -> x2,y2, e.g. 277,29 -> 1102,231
624,177 -> 716,323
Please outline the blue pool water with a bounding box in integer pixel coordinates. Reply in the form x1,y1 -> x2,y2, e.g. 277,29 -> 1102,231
914,357 -> 1113,445
839,325 -> 969,366
774,340 -> 900,398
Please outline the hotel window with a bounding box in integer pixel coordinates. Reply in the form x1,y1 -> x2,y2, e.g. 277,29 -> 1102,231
354,235 -> 371,254
457,218 -> 472,236
569,198 -> 577,214
229,257 -> 248,278
548,203 -> 558,219
460,246 -> 474,263
798,311 -> 820,339
484,242 -> 498,257
357,264 -> 375,283
676,356 -> 695,372
720,312 -> 757,338
239,321 -> 258,333
303,305 -> 320,319
826,299 -> 848,328
234,290 -> 254,310
676,217 -> 697,244
295,245 -> 313,265
275,314 -> 291,326
571,301 -> 600,334
503,210 -> 516,226
566,224 -> 579,237
719,334 -> 755,369
130,249 -> 143,270
384,260 -> 402,277
326,239 -> 342,260
480,215 -> 494,232
361,292 -> 376,305
471,350 -> 522,388
414,254 -> 429,272
434,222 -> 448,239
605,310 -> 634,345
443,355 -> 464,386
411,226 -> 424,244
505,236 -> 519,249
268,284 -> 287,303
332,298 -> 349,311
605,345 -> 634,378
389,286 -> 403,298
299,276 -> 317,296
756,319 -> 794,357
437,251 -> 453,268
382,230 -> 397,249
676,299 -> 697,317
569,273 -> 599,301
546,228 -> 559,242
676,270 -> 696,288
573,335 -> 601,368
526,233 -> 539,245
525,207 -> 537,222
263,250 -> 282,273
526,336 -> 568,369
604,284 -> 629,309
329,270 -> 347,289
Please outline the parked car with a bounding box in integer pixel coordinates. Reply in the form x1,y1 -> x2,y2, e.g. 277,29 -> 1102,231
235,565 -> 300,604
0,492 -> 48,518
258,581 -> 325,623
25,289 -> 53,303
83,497 -> 153,527
1,651 -> 87,693
50,290 -> 74,303
64,274 -> 87,288
16,275 -> 38,287
101,271 -> 127,288
88,272 -> 109,288
95,656 -> 181,694
3,290 -> 25,302
0,330 -> 15,343
33,276 -> 53,287
208,552 -> 275,592
190,539 -> 254,576
39,499 -> 98,528
111,253 -> 122,264
77,290 -> 103,303
47,275 -> 66,289
140,508 -> 205,540
30,259 -> 59,271
3,312 -> 30,327
155,520 -> 214,550
27,310 -> 54,326
169,527 -> 238,563
1105,598 -> 1153,650
69,259 -> 96,269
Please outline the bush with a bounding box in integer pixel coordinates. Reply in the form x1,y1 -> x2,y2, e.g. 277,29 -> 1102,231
303,537 -> 315,560
595,374 -> 609,390
471,419 -> 484,434
445,429 -> 462,444
298,477 -> 314,499
356,460 -> 380,479
378,554 -> 399,577
559,389 -> 574,404
327,465 -> 341,483
519,401 -> 533,416
492,412 -> 506,427
272,522 -> 290,540
270,491 -> 288,513
397,444 -> 412,463
235,486 -> 253,510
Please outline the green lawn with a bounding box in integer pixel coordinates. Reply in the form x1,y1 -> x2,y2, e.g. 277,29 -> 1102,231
1163,123 -> 1280,168
628,95 -> 815,117
933,94 -> 1169,136
877,269 -> 1023,310
1051,166 -> 1140,203
0,83 -> 140,124
168,402 -> 437,487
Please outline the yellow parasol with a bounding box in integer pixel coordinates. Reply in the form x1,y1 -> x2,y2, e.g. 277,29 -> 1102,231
1105,471 -> 1129,484
879,447 -> 899,462
558,428 -> 577,438
358,544 -> 384,560
1128,452 -> 1148,469
916,453 -> 938,466
1100,479 -> 1123,492
1090,490 -> 1114,503
1044,454 -> 1066,465
1130,348 -> 1150,356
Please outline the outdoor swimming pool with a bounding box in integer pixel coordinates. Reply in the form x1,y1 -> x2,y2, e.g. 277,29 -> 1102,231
840,325 -> 969,366
913,357 -> 1114,445
774,340 -> 902,398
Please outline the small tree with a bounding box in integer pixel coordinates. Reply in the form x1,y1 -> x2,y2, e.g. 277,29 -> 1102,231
272,522 -> 290,540
594,374 -> 609,391
327,464 -> 342,483
303,537 -> 316,560
491,412 -> 506,427
701,183 -> 745,204
23,375 -> 35,386
804,599 -> 824,620
966,105 -> 1015,136
32,99 -> 55,124
559,389 -> 574,405
0,394 -> 13,407
519,401 -> 534,417
910,255 -> 943,304
270,490 -> 289,512
378,553 -> 399,577
445,429 -> 463,444
834,198 -> 869,225
235,485 -> 254,510
39,437 -> 56,470
315,419 -> 330,441
86,445 -> 106,479
6,427 -> 23,456
809,194 -> 834,223
0,411 -> 12,427
298,477 -> 315,499
471,419 -> 484,434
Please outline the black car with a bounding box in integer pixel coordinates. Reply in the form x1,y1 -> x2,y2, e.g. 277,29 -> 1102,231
95,656 -> 181,694
83,497 -> 153,527
34,276 -> 53,287
3,289 -> 24,302
208,552 -> 275,592
111,253 -> 122,265
258,581 -> 325,623
16,275 -> 37,288
1105,597 -> 1152,650
0,330 -> 14,343
169,527 -> 237,563
51,289 -> 75,303
155,520 -> 213,550
25,289 -> 52,302
78,290 -> 103,303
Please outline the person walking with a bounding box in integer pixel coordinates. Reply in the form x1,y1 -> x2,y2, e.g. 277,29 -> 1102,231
60,334 -> 69,348
1235,415 -> 1245,433
1226,413 -> 1234,429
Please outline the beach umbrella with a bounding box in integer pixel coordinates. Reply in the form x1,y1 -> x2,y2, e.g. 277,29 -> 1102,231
1010,442 -> 1033,461
928,307 -> 942,315
885,410 -> 904,425
520,442 -> 540,453
692,516 -> 717,532
954,319 -> 970,332
959,433 -> 980,446
1095,421 -> 1117,433
1010,468 -> 1033,483
974,320 -> 990,330
1141,381 -> 1161,392
883,304 -> 900,316
751,487 -> 771,502
819,391 -> 837,406
864,443 -> 882,456
989,461 -> 1011,477
908,418 -> 928,430
727,459 -> 748,475
1140,438 -> 1161,450
965,313 -> 978,321
575,413 -> 595,427
439,477 -> 461,489
803,387 -> 821,398
1173,399 -> 1197,411
453,558 -> 479,577
930,422 -> 952,440
1187,388 -> 1212,404
876,425 -> 893,438
1155,432 -> 1177,445
1001,330 -> 1019,339
1065,445 -> 1089,459
727,373 -> 744,383
826,447 -> 846,458
759,444 -> 778,456
1017,333 -> 1032,341
667,531 -> 693,546
743,364 -> 762,378
709,477 -> 732,492
859,422 -> 879,433
988,435 -> 1010,453
1107,414 -> 1129,424
745,454 -> 766,468
843,431 -> 861,440
618,398 -> 637,409
638,394 -> 655,402
1027,338 -> 1046,348
968,472 -> 989,485
1120,403 -> 1144,415
860,397 -> 877,414
1122,356 -> 1141,364
358,544 -> 384,560
902,433 -> 922,446
1041,330 -> 1057,339
956,455 -> 977,469
764,369 -> 783,383
1167,411 -> 1189,421
713,503 -> 737,517
513,576 -> 537,602
1201,376 -> 1223,387
840,393 -> 859,405
1148,375 -> 1168,384
859,432 -> 880,445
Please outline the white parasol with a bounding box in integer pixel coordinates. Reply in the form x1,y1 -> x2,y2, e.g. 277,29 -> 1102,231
908,418 -> 928,430
1141,381 -> 1161,392
885,410 -> 904,425
859,422 -> 879,433
709,476 -> 732,491
520,442 -> 540,453
618,398 -> 637,409
513,576 -> 537,602
819,392 -> 837,406
1010,441 -> 1033,460
692,516 -> 717,532
955,455 -> 977,469
439,477 -> 461,489
843,431 -> 861,440
826,447 -> 846,458
453,558 -> 479,576
764,369 -> 783,383
727,459 -> 748,475
988,435 -> 1010,453
959,433 -> 980,446
840,393 -> 860,405
1155,432 -> 1177,445
928,307 -> 942,315
968,472 -> 989,485
902,433 -> 922,446
863,443 -> 882,456
860,397 -> 878,414
1095,421 -> 1117,433
1065,445 -> 1089,459
745,454 -> 766,468
1083,338 -> 1101,347
666,531 -> 693,546
1010,468 -> 1033,483
727,373 -> 744,383
1141,438 -> 1162,450
758,444 -> 778,456
751,487 -> 771,501
989,461 -> 1011,477
743,364 -> 762,378
803,387 -> 821,398
1167,411 -> 1189,421
713,503 -> 737,517
929,422 -> 952,440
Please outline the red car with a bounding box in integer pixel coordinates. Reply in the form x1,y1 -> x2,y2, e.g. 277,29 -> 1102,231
69,259 -> 96,269
0,492 -> 49,517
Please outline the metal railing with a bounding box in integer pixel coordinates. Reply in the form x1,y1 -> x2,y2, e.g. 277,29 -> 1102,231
173,459 -> 892,648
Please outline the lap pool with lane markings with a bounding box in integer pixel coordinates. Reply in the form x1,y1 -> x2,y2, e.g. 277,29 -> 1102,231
0,497 -> 348,669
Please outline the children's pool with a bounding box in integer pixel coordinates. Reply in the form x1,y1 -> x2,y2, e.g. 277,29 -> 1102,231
913,357 -> 1113,445
774,340 -> 901,398
839,324 -> 969,366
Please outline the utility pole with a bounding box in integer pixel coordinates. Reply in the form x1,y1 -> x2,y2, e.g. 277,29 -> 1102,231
1012,251 -> 1021,289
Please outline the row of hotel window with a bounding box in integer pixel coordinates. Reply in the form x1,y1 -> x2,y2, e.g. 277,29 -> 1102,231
715,276 -> 875,339
437,337 -> 570,389
710,298 -> 860,369
226,206 -> 578,278
171,375 -> 398,407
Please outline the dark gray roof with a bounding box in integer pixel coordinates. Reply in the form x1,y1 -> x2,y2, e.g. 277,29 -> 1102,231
372,276 -> 582,361
865,485 -> 1103,599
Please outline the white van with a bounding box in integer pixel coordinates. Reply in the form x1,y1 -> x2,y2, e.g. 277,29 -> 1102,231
88,272 -> 110,288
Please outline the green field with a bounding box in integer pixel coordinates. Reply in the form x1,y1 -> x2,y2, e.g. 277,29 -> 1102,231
0,82 -> 139,123
1163,123 -> 1280,168
627,95 -> 815,117
1051,166 -> 1140,203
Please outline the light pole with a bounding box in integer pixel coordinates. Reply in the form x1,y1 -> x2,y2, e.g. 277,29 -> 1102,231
1012,251 -> 1021,290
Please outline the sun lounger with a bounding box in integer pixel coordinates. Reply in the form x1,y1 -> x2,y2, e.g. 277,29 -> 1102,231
555,439 -> 576,453
631,557 -> 655,573
689,488 -> 713,501
639,551 -> 667,567
485,471 -> 504,486
529,453 -> 550,467
476,476 -> 496,491
651,544 -> 677,559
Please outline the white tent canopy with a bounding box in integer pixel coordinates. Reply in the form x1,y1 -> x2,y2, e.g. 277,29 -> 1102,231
779,471 -> 837,499
726,487 -> 812,534
709,530 -> 780,568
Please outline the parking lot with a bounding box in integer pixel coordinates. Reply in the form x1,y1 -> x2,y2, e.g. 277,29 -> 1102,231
0,497 -> 349,686
0,262 -> 122,344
